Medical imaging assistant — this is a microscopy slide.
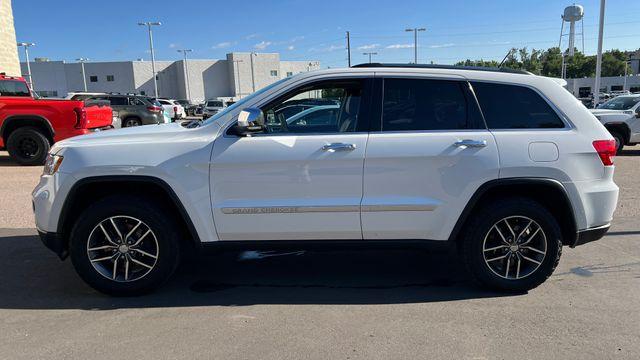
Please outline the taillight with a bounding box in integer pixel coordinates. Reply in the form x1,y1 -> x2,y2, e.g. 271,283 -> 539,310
592,140 -> 616,166
147,105 -> 162,113
73,107 -> 87,129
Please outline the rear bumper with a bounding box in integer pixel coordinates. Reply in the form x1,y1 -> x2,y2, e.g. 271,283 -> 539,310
37,230 -> 68,260
572,223 -> 610,247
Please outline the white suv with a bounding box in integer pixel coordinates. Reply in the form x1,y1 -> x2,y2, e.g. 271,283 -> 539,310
590,94 -> 640,153
33,64 -> 619,296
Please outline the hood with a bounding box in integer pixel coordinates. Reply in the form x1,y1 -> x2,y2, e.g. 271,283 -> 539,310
51,122 -> 207,153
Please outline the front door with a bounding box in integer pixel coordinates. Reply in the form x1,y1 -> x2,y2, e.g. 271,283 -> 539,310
362,76 -> 500,241
211,77 -> 373,241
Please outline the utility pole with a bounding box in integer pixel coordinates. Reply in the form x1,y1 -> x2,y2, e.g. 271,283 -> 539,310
232,59 -> 243,98
138,21 -> 161,97
623,56 -> 630,92
363,52 -> 378,63
177,49 -> 193,101
593,0 -> 605,108
405,28 -> 426,64
17,42 -> 35,90
250,53 -> 256,92
76,58 -> 89,92
346,31 -> 351,67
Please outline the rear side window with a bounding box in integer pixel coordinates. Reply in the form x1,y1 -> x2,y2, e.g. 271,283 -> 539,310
382,78 -> 481,131
0,80 -> 30,97
471,82 -> 565,129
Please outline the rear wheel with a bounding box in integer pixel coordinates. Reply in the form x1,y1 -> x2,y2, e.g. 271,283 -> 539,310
609,130 -> 625,154
6,127 -> 50,165
123,117 -> 142,127
69,196 -> 180,296
461,197 -> 562,292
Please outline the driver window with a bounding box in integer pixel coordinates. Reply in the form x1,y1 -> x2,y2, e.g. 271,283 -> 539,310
262,80 -> 363,134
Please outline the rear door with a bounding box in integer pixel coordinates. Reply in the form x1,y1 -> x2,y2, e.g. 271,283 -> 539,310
361,75 -> 500,240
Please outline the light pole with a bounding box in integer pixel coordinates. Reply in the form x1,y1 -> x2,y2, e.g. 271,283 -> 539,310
363,52 -> 378,63
76,58 -> 89,92
17,42 -> 35,90
405,28 -> 425,64
623,55 -> 631,92
138,21 -> 161,97
593,0 -> 605,108
177,49 -> 193,101
232,59 -> 243,98
250,53 -> 256,92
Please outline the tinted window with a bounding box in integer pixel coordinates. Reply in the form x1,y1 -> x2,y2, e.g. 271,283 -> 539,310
472,82 -> 565,129
0,80 -> 30,97
107,96 -> 127,106
382,78 -> 479,131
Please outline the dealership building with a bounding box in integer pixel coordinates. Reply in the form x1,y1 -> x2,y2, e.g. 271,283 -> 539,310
20,53 -> 320,101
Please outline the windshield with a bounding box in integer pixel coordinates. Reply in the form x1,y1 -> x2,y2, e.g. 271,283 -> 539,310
206,101 -> 224,107
598,96 -> 640,110
202,77 -> 290,126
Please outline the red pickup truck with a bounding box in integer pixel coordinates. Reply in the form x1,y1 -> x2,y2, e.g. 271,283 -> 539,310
0,74 -> 114,165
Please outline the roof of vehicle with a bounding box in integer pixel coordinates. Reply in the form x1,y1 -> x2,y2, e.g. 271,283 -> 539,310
351,63 -> 533,75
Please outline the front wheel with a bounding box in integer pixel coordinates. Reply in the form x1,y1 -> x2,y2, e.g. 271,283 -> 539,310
461,198 -> 562,292
69,196 -> 180,296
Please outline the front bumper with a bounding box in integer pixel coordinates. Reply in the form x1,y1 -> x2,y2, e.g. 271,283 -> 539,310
38,230 -> 68,260
572,223 -> 610,247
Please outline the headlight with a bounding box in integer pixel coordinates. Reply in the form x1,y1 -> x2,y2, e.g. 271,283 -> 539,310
43,154 -> 64,175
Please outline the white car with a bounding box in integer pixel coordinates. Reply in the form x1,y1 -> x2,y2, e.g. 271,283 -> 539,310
156,98 -> 185,120
202,99 -> 227,118
590,94 -> 640,153
33,64 -> 618,296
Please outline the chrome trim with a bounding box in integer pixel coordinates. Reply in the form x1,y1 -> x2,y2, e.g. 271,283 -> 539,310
361,204 -> 437,212
221,204 -> 437,214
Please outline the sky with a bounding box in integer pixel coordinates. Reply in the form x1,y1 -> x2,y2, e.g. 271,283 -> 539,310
13,0 -> 640,68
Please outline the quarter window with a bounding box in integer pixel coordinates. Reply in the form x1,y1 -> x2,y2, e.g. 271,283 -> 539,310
261,80 -> 364,134
382,78 -> 480,131
471,82 -> 565,129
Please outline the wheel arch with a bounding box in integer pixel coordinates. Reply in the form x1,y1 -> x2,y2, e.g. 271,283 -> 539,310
58,175 -> 201,252
448,178 -> 578,247
0,115 -> 55,144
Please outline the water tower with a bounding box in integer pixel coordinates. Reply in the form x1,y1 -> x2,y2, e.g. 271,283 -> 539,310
559,4 -> 585,78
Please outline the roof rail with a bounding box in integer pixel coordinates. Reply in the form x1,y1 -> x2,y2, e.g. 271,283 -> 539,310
351,63 -> 533,75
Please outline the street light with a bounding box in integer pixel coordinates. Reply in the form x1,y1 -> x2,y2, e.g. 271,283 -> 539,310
76,58 -> 89,92
177,49 -> 193,102
405,28 -> 426,64
593,0 -> 605,108
138,21 -> 162,97
17,42 -> 35,89
363,52 -> 378,63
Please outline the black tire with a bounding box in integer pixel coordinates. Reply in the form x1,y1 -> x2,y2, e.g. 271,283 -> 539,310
461,197 -> 562,292
122,117 -> 142,127
69,195 -> 180,296
6,127 -> 50,165
609,130 -> 625,154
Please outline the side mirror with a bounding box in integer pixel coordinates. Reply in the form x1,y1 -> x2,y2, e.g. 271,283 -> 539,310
231,108 -> 265,136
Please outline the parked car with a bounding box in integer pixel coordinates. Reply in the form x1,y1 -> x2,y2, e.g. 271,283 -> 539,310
86,94 -> 164,127
202,99 -> 227,118
175,99 -> 198,116
156,98 -> 185,121
0,73 -> 114,165
590,94 -> 640,153
33,64 -> 618,296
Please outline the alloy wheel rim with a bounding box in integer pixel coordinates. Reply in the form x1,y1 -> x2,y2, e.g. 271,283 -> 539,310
482,216 -> 547,280
125,119 -> 140,127
87,216 -> 159,282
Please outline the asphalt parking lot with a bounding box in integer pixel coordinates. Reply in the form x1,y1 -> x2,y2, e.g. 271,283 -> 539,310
0,148 -> 639,359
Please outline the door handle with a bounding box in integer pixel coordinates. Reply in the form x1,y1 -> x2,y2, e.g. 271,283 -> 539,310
454,139 -> 487,148
322,143 -> 357,152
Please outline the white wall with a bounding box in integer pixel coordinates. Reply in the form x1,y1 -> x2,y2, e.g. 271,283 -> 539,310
20,61 -> 67,97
